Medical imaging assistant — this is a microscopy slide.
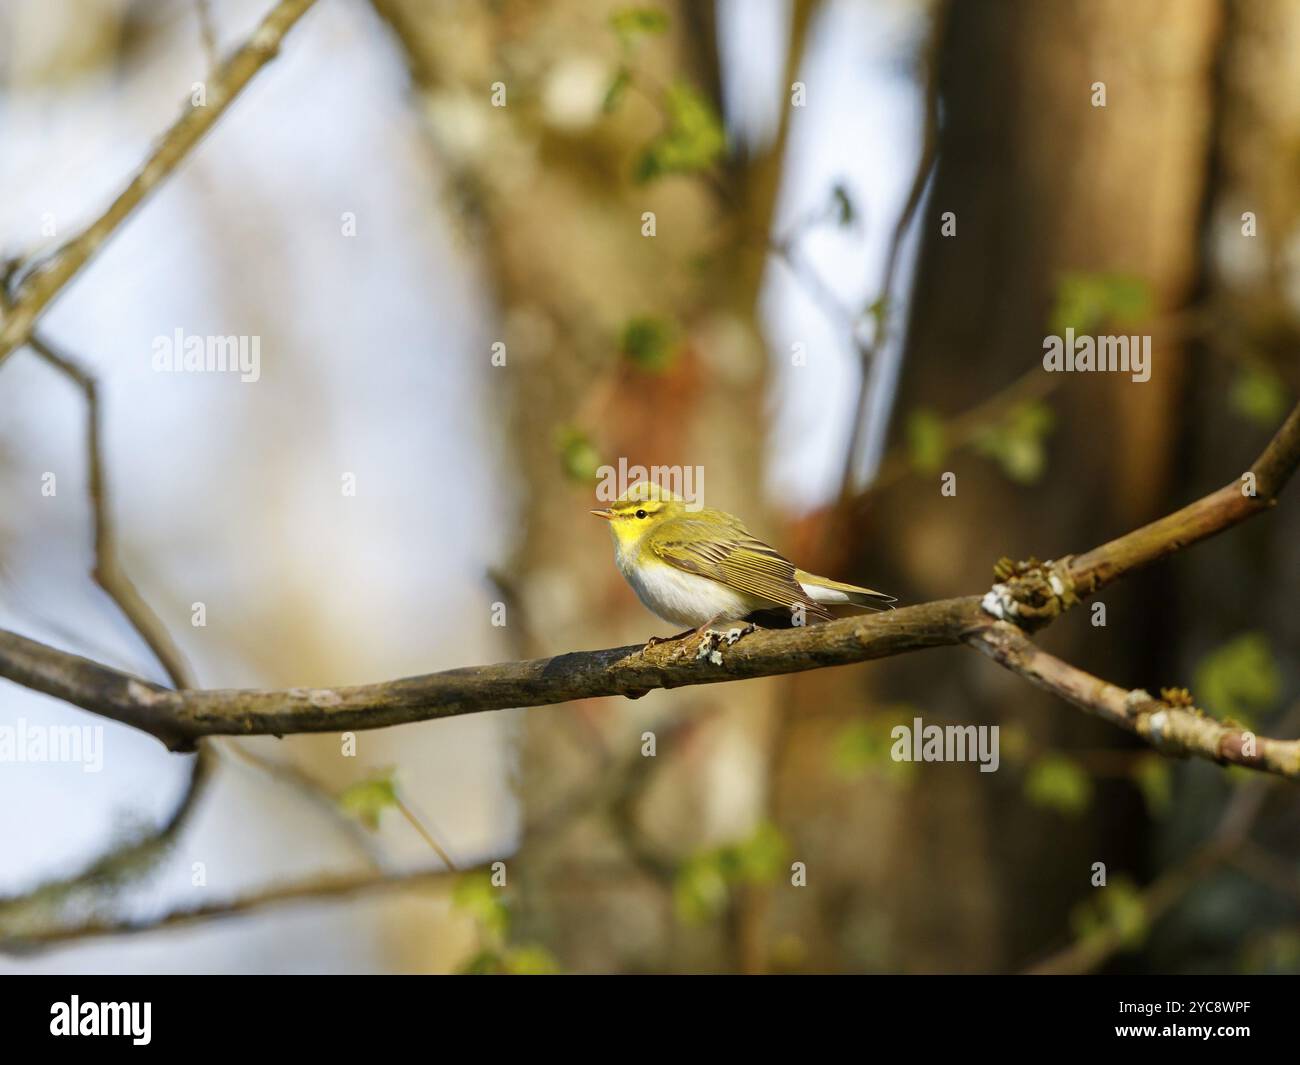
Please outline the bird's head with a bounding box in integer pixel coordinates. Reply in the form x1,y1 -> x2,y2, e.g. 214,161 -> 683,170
590,480 -> 688,549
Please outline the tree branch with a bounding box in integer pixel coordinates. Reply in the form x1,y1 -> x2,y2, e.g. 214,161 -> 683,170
0,597 -> 984,750
0,399 -> 1297,776
0,865 -> 464,952
970,623 -> 1300,777
0,753 -> 215,935
836,0 -> 945,498
0,323 -> 381,927
0,318 -> 218,932
1069,398 -> 1300,595
19,330 -> 195,689
0,0 -> 319,370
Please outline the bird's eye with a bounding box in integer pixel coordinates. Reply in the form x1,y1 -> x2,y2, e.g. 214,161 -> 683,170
635,509 -> 648,519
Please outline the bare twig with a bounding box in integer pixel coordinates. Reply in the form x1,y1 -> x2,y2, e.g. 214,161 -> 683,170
0,318 -> 381,927
836,0 -> 945,498
216,741 -> 387,868
392,789 -> 458,871
970,622 -> 1300,777
0,865 -> 468,952
195,0 -> 221,71
1070,397 -> 1300,596
863,364 -> 1062,496
0,306 -> 217,934
0,753 -> 215,935
0,0 -> 319,370
22,332 -> 195,688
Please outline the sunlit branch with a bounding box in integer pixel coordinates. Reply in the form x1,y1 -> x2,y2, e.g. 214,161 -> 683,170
0,400 -> 1296,775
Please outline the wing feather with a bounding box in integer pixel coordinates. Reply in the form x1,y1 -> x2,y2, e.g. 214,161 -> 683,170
649,515 -> 832,622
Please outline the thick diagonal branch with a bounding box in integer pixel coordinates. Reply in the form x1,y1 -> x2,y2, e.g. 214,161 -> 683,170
0,598 -> 983,751
0,399 -> 1297,775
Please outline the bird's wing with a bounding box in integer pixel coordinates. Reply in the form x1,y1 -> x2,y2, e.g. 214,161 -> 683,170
650,517 -> 833,621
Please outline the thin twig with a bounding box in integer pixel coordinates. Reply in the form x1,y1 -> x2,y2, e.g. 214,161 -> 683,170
0,0 -> 320,369
969,623 -> 1300,777
195,0 -> 221,71
0,314 -> 383,926
393,790 -> 458,871
836,0 -> 945,499
24,332 -> 195,689
216,741 -> 387,869
0,866 -> 469,952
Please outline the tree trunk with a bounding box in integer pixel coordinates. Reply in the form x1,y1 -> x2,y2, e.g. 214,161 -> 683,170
770,0 -> 1221,972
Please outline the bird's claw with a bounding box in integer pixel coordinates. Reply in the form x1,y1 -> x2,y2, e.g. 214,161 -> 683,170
644,627 -> 696,652
643,622 -> 755,661
693,623 -> 756,664
723,623 -> 756,645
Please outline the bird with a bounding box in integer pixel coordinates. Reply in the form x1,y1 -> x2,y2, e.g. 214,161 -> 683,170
591,481 -> 895,644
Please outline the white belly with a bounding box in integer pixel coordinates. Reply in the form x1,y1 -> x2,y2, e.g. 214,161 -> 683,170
617,547 -> 751,627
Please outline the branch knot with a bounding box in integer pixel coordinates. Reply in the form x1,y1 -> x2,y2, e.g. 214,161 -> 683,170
980,556 -> 1078,630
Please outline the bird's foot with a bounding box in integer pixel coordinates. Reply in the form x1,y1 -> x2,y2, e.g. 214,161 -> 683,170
644,618 -> 755,662
644,627 -> 697,651
722,622 -> 756,645
693,621 -> 756,665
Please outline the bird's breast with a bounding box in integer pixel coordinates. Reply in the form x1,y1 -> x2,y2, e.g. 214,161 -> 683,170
617,546 -> 751,627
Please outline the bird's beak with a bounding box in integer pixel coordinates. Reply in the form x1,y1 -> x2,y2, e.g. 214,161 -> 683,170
589,508 -> 614,520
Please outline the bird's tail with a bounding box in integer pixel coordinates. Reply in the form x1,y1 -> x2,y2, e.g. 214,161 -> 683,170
795,569 -> 897,611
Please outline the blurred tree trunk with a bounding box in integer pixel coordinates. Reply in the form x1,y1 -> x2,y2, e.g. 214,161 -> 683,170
373,0 -> 812,971
1149,0 -> 1300,969
767,0 -> 1221,971
1186,0 -> 1300,667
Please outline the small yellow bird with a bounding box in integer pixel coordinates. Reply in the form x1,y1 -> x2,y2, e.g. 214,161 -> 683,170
592,481 -> 895,642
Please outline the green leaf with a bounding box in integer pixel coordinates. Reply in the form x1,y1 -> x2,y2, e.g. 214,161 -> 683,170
673,822 -> 789,924
673,854 -> 729,924
1024,754 -> 1092,816
610,7 -> 670,46
337,771 -> 398,830
1131,754 -> 1173,817
1050,273 -> 1152,334
556,425 -> 603,483
973,400 -> 1055,483
458,948 -> 504,975
602,65 -> 632,113
1230,364 -> 1289,429
1194,633 -> 1281,727
635,82 -> 725,183
452,872 -> 510,939
459,944 -> 558,975
502,944 -> 561,975
832,716 -> 916,785
905,409 -> 947,474
620,315 -> 676,371
832,720 -> 879,777
729,822 -> 787,883
1239,927 -> 1300,974
1070,878 -> 1148,950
